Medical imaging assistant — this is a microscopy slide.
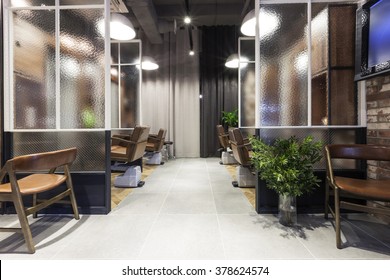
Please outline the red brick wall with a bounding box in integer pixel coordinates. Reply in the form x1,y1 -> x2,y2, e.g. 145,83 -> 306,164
365,74 -> 390,222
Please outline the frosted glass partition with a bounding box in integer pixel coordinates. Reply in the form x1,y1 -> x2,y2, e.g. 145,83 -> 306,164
111,41 -> 141,128
240,63 -> 256,127
60,0 -> 104,4
11,131 -> 106,171
10,0 -> 55,6
5,0 -> 107,131
13,9 -> 56,129
259,3 -> 308,126
60,9 -> 105,129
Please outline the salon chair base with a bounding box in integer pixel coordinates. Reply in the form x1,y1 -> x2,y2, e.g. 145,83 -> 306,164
114,166 -> 144,188
232,166 -> 256,188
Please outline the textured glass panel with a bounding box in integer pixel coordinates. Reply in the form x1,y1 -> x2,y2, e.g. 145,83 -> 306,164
111,66 -> 120,128
13,9 -> 56,129
240,39 -> 255,62
12,132 -> 106,171
10,0 -> 55,7
259,128 -> 361,170
120,42 -> 140,64
111,42 -> 119,64
311,4 -> 329,126
240,63 -> 256,127
60,0 -> 104,5
120,66 -> 140,128
259,4 -> 308,126
60,9 -> 105,129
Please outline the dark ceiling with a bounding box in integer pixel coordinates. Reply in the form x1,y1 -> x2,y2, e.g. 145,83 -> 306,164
121,0 -> 254,44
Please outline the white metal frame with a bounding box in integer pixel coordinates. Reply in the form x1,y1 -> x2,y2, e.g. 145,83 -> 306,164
110,39 -> 142,129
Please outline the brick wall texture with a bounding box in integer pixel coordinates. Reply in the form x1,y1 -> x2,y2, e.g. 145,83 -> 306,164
365,74 -> 390,222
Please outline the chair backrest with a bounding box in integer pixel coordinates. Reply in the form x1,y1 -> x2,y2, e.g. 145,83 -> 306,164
229,128 -> 251,166
127,126 -> 150,161
157,129 -> 167,152
326,144 -> 390,161
216,125 -> 230,149
7,148 -> 77,172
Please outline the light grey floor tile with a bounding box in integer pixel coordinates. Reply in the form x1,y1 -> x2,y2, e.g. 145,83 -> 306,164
160,193 -> 216,214
210,180 -> 238,193
133,178 -> 173,194
214,192 -> 255,214
53,215 -> 156,259
293,214 -> 390,259
138,214 -> 225,260
0,215 -> 95,259
170,178 -> 212,193
218,214 -> 314,259
111,193 -> 167,214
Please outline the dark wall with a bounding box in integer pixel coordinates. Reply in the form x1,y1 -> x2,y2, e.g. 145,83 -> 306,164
200,26 -> 240,158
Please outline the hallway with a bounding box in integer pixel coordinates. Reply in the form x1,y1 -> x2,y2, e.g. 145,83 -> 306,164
0,158 -> 389,259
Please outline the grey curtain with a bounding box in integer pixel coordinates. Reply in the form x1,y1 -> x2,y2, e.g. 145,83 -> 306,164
141,29 -> 200,158
199,26 -> 240,158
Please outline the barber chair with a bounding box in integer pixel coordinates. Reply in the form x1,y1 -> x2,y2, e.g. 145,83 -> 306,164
229,128 -> 256,187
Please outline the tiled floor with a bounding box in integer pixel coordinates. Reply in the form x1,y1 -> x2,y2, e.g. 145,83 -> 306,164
0,158 -> 389,259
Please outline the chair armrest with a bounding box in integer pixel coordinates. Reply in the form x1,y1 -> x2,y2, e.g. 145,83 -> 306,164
111,137 -> 136,145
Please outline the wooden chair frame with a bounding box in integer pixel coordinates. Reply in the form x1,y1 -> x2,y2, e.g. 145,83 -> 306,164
0,148 -> 79,253
325,144 -> 390,249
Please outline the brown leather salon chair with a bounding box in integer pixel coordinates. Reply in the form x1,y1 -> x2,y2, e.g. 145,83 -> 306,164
325,144 -> 390,249
216,125 -> 230,151
229,128 -> 252,168
111,126 -> 150,170
228,128 -> 255,187
0,148 -> 79,254
146,128 -> 167,153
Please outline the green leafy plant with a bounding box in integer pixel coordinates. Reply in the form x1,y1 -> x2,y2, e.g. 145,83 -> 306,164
250,136 -> 323,197
221,109 -> 238,127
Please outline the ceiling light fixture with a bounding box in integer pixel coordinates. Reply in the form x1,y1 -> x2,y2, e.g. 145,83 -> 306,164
189,50 -> 195,56
241,9 -> 280,38
139,56 -> 159,71
225,54 -> 249,68
109,13 -> 136,40
184,16 -> 191,24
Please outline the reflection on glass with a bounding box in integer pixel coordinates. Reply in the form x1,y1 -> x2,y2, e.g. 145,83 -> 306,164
10,0 -> 55,7
111,66 -> 120,128
240,39 -> 255,62
120,42 -> 140,64
240,63 -> 256,127
259,3 -> 308,126
60,9 -> 105,129
120,66 -> 139,128
13,9 -> 56,129
60,0 -> 104,5
111,42 -> 119,64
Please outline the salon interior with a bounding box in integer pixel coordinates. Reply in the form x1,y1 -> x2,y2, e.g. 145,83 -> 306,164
0,0 -> 389,260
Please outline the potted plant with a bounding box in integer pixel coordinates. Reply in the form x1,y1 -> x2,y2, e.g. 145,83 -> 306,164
221,109 -> 238,129
250,136 -> 323,226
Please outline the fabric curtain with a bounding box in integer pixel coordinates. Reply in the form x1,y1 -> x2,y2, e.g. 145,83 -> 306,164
199,26 -> 240,157
141,29 -> 200,158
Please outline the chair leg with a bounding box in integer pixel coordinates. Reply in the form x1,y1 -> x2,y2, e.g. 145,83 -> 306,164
65,168 -> 79,220
32,194 -> 38,219
334,188 -> 342,249
13,194 -> 35,253
324,181 -> 330,219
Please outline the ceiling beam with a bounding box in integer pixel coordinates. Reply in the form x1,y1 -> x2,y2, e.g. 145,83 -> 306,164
126,0 -> 163,44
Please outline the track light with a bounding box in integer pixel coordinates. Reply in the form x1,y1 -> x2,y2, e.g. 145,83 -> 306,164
184,16 -> 191,24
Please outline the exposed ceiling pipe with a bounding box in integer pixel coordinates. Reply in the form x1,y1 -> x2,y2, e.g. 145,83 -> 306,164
126,0 -> 163,44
